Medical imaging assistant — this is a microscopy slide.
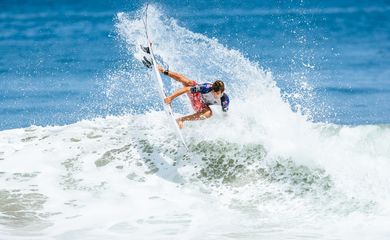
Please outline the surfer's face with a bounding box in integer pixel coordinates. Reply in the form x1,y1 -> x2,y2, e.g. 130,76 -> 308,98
213,90 -> 222,98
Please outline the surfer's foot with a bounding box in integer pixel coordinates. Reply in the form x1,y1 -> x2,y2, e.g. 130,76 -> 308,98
176,118 -> 184,129
142,56 -> 152,68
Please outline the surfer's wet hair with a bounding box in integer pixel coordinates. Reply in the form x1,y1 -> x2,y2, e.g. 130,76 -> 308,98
212,80 -> 225,92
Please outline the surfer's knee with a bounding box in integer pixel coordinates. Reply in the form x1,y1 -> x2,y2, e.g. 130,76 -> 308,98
201,108 -> 212,119
182,79 -> 196,87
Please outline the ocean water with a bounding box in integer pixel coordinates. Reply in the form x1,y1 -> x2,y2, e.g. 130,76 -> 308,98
1,1 -> 390,239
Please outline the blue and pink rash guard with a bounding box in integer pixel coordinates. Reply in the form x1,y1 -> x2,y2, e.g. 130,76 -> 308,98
187,82 -> 230,113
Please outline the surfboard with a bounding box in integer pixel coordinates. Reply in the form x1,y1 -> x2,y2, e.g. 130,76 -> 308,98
141,6 -> 189,150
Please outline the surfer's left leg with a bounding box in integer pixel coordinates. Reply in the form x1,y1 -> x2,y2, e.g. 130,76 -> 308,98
157,66 -> 195,87
176,107 -> 212,129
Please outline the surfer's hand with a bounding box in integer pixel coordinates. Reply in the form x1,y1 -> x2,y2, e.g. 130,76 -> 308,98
164,96 -> 172,105
157,65 -> 164,73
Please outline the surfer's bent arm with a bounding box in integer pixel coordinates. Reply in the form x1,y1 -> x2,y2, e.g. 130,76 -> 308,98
164,87 -> 190,104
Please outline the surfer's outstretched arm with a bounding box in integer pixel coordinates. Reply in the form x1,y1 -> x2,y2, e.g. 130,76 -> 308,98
164,86 -> 191,104
157,65 -> 194,86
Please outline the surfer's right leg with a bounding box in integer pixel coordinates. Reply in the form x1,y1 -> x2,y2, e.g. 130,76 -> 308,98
176,107 -> 212,129
157,66 -> 195,87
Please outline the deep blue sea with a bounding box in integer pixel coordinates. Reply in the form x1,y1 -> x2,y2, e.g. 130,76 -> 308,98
1,0 -> 389,130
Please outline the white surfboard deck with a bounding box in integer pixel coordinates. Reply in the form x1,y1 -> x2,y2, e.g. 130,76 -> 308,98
145,42 -> 189,150
141,5 -> 188,150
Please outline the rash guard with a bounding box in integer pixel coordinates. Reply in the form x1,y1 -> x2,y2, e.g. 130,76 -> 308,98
190,83 -> 230,112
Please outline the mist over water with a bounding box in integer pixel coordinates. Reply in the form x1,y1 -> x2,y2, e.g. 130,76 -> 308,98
1,3 -> 390,240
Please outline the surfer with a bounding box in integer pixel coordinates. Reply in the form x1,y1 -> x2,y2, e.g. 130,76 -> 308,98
142,50 -> 229,129
157,66 -> 229,129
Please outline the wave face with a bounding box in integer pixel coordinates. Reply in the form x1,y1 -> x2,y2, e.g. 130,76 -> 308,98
1,5 -> 390,240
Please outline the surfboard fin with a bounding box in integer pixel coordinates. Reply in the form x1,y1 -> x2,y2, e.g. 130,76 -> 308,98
140,45 -> 150,54
142,56 -> 152,68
